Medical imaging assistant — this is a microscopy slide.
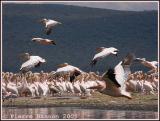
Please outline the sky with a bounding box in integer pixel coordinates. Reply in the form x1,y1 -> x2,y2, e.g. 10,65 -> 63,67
57,2 -> 158,11
3,1 -> 158,11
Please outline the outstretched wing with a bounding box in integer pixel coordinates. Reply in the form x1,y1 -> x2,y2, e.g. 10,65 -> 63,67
90,59 -> 98,67
96,47 -> 105,53
134,57 -> 156,70
45,26 -> 53,35
102,68 -> 121,87
134,57 -> 146,63
102,53 -> 135,87
57,63 -> 69,68
119,53 -> 135,85
19,53 -> 30,62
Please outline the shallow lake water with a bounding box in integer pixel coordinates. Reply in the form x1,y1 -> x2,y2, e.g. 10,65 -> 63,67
2,107 -> 158,119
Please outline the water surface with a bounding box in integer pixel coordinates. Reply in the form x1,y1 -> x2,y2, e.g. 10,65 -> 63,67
2,107 -> 158,119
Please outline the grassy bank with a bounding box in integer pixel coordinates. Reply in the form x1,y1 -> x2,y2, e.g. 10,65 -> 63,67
2,92 -> 158,111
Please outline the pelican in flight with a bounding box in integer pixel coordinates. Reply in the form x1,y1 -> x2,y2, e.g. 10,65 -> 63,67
90,47 -> 119,66
88,53 -> 135,99
56,63 -> 82,73
31,37 -> 56,45
134,58 -> 158,70
39,18 -> 62,35
56,63 -> 83,82
19,53 -> 46,73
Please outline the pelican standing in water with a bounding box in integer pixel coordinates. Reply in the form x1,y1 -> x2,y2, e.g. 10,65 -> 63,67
39,18 -> 62,35
90,47 -> 119,66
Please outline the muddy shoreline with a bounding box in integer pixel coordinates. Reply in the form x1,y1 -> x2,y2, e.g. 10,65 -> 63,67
2,92 -> 158,111
2,103 -> 158,111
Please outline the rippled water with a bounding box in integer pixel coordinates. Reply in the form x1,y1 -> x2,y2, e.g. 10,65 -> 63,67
2,107 -> 158,119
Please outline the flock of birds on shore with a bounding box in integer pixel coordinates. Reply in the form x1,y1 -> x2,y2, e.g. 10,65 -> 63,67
2,18 -> 158,101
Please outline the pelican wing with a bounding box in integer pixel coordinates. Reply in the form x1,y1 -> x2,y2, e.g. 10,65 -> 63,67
134,58 -> 146,63
116,53 -> 135,85
45,26 -> 53,35
102,67 -> 122,87
135,58 -> 156,69
96,47 -> 106,53
20,56 -> 45,72
102,53 -> 134,87
19,53 -> 30,61
20,58 -> 38,72
57,63 -> 69,68
150,61 -> 158,67
32,38 -> 43,41
91,49 -> 111,66
56,65 -> 82,74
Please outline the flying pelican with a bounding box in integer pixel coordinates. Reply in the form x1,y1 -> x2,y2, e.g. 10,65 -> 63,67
39,18 -> 62,35
134,58 -> 158,70
19,53 -> 46,73
31,37 -> 56,45
56,63 -> 82,73
56,63 -> 83,82
90,47 -> 119,66
88,53 -> 135,99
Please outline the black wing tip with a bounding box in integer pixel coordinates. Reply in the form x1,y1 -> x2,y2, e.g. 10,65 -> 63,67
35,62 -> 41,68
51,41 -> 56,45
46,31 -> 51,35
105,68 -> 121,87
90,59 -> 97,67
45,27 -> 52,35
19,69 -> 27,74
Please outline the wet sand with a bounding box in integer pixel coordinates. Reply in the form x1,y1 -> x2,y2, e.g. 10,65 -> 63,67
2,92 -> 158,111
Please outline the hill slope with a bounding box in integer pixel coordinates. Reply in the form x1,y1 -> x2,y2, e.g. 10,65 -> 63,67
2,4 -> 158,73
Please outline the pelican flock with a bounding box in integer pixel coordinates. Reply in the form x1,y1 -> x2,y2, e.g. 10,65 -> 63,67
2,16 -> 158,101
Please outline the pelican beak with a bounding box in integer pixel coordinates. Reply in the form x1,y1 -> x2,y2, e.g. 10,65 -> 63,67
52,41 -> 56,45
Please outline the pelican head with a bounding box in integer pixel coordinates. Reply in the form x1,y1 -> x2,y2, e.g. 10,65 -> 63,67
111,48 -> 119,56
39,18 -> 47,24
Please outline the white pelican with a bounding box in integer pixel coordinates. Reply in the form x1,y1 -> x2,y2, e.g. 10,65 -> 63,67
38,81 -> 49,96
32,37 -> 56,45
56,63 -> 83,82
142,80 -> 155,95
6,82 -> 19,96
2,81 -> 7,95
134,58 -> 158,70
88,53 -> 135,99
56,63 -> 82,73
90,47 -> 119,66
39,18 -> 62,35
19,53 -> 46,73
